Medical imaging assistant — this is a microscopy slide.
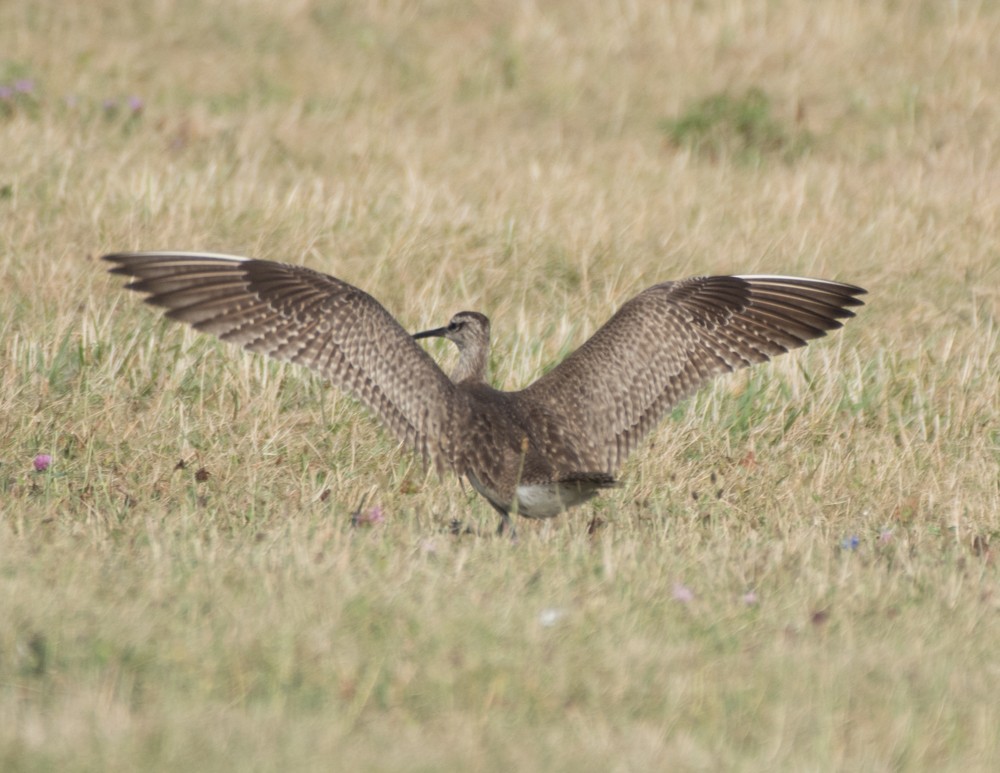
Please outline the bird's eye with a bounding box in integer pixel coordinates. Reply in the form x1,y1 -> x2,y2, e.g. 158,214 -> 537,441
448,321 -> 460,331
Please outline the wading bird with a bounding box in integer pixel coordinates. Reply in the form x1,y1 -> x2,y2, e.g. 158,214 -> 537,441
105,252 -> 865,534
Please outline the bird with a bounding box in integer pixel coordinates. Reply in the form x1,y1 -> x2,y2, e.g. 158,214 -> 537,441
103,251 -> 866,535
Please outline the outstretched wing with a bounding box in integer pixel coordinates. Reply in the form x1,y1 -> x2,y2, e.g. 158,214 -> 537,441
104,252 -> 458,471
519,275 -> 866,471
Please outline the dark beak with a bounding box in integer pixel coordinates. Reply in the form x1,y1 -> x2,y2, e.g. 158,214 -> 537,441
413,326 -> 448,341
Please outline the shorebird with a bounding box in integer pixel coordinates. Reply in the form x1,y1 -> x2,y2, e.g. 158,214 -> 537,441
104,252 -> 865,534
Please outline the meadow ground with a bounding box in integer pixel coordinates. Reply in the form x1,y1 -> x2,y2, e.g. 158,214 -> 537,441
1,1 -> 998,770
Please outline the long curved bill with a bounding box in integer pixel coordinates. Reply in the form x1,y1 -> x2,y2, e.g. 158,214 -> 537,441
413,326 -> 448,340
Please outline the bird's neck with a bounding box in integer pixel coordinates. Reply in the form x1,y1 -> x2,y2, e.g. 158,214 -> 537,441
452,346 -> 488,384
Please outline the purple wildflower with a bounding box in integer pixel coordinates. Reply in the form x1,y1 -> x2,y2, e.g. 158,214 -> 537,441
672,583 -> 694,604
841,535 -> 860,551
0,86 -> 13,101
742,590 -> 758,606
351,505 -> 385,527
127,95 -> 144,114
878,529 -> 893,545
13,79 -> 34,94
33,454 -> 53,472
419,538 -> 438,555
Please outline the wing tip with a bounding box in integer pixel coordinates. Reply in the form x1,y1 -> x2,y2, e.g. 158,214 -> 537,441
102,251 -> 253,276
735,274 -> 868,302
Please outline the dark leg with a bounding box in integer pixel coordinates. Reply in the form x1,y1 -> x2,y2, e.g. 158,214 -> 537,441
491,505 -> 516,540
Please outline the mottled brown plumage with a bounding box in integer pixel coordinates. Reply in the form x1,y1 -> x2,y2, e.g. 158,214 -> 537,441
104,252 -> 865,534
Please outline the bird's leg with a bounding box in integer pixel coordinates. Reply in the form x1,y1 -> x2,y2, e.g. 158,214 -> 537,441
493,506 -> 517,540
497,438 -> 531,540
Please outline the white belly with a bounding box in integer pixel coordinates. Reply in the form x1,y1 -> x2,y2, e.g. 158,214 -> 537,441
514,483 -> 596,518
467,473 -> 599,519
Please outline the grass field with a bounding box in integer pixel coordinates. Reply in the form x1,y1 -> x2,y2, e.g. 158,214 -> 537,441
2,1 -> 999,769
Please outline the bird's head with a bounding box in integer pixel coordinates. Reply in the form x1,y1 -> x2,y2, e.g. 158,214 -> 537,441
413,311 -> 491,383
414,311 -> 490,350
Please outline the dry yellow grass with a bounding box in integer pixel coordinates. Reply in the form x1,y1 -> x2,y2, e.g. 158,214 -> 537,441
1,1 -> 998,770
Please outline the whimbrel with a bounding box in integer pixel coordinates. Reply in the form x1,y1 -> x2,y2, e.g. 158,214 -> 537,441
104,252 -> 865,534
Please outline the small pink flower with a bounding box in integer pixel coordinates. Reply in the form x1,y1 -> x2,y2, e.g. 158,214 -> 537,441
672,583 -> 694,604
419,538 -> 438,555
33,454 -> 52,472
351,505 -> 385,527
742,591 -> 758,606
878,529 -> 893,545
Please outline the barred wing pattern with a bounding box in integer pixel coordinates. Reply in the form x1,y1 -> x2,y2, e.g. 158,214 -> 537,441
104,252 -> 458,471
520,275 -> 865,472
